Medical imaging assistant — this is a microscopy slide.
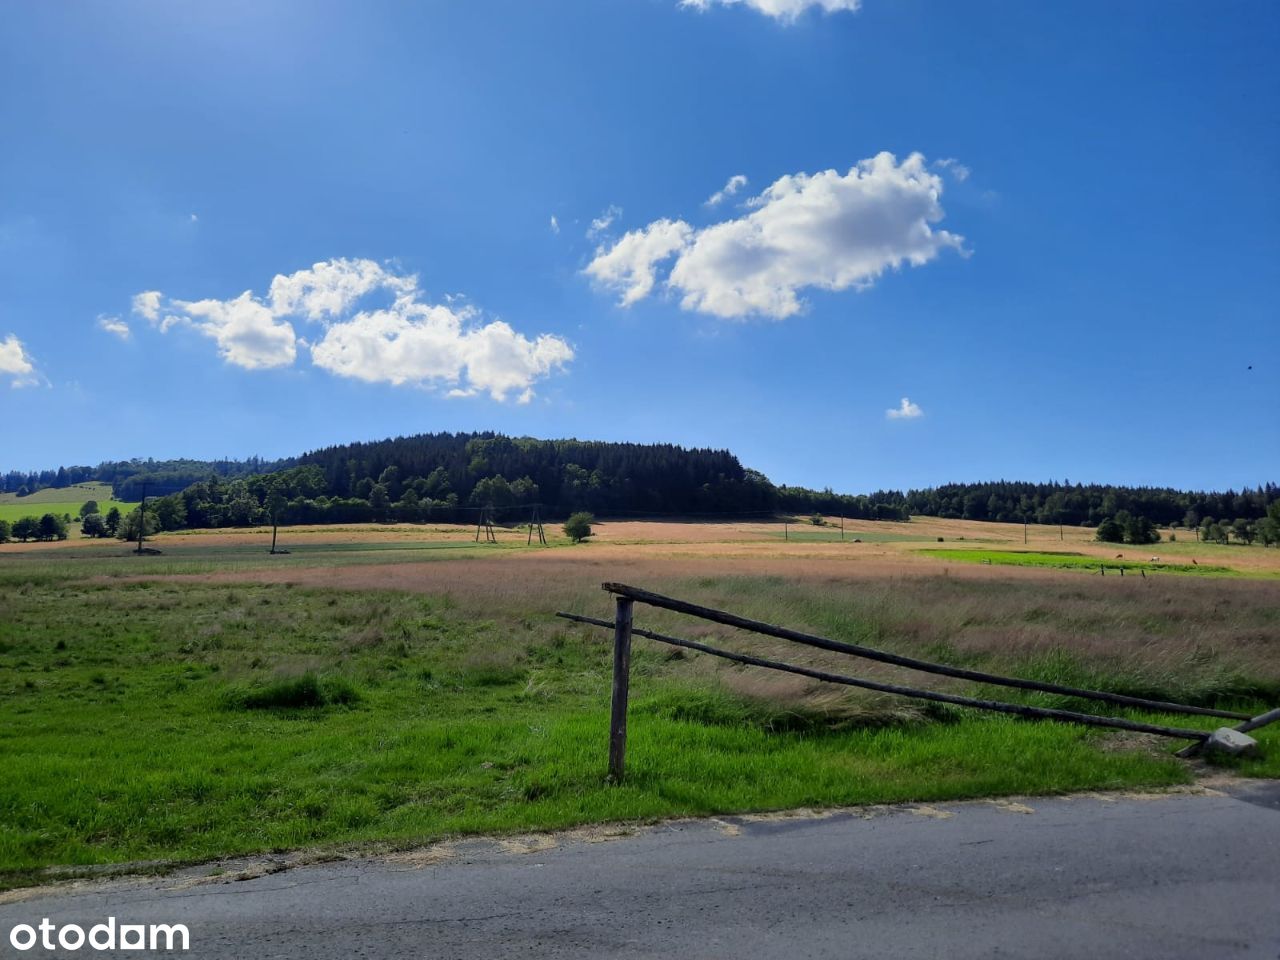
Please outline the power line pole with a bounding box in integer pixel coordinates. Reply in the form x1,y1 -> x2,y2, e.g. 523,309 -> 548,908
136,481 -> 147,555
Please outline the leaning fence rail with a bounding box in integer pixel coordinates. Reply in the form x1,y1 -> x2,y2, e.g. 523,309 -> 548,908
558,582 -> 1279,781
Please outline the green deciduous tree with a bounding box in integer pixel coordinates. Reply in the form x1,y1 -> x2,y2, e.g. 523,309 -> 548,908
38,513 -> 68,541
563,511 -> 594,543
104,507 -> 122,536
1232,518 -> 1256,545
1095,517 -> 1124,543
79,500 -> 100,519
81,513 -> 108,538
118,507 -> 161,543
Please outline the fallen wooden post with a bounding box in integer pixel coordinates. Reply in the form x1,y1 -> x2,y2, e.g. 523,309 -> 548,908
593,584 -> 1250,721
1177,706 -> 1280,758
557,612 -> 1210,742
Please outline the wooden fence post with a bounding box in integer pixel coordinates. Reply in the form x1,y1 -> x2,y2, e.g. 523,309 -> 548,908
608,596 -> 635,782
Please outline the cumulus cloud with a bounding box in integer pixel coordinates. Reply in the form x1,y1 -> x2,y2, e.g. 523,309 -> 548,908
886,397 -> 923,420
267,258 -> 415,322
587,205 -> 622,240
705,174 -> 748,207
132,258 -> 573,400
170,291 -> 298,369
132,291 -> 162,322
549,215 -> 560,235
587,152 -> 965,319
584,219 -> 694,307
97,315 -> 131,340
679,0 -> 860,23
0,334 -> 40,388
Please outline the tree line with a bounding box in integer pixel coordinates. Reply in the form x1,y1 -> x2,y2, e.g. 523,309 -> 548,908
4,435 -> 1275,537
901,480 -> 1277,528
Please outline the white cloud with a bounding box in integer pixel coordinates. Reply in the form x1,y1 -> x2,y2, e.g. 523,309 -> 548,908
0,334 -> 40,388
933,157 -> 971,182
886,397 -> 923,420
310,302 -> 573,402
267,257 -> 416,322
189,213 -> 199,223
170,291 -> 298,369
679,0 -> 860,23
584,219 -> 694,307
549,215 -> 560,235
132,290 -> 162,322
133,259 -> 573,400
706,174 -> 748,207
587,205 -> 622,240
587,152 -> 965,319
96,315 -> 131,340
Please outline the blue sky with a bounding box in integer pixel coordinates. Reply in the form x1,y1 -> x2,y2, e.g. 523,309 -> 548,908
1,0 -> 1277,493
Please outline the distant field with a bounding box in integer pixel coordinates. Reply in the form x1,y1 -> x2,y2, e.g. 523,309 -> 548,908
918,549 -> 1239,577
0,482 -> 136,525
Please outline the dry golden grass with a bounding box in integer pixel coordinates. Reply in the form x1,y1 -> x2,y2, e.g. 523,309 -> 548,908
13,513 -> 1280,712
16,512 -> 1275,573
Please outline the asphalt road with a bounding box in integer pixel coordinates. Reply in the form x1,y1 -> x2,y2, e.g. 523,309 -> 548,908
3,782 -> 1278,960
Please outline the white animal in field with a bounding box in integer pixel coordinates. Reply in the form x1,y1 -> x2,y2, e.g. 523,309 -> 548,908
1150,556 -> 1160,562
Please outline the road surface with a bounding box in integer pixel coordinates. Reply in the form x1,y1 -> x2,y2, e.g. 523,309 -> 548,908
2,781 -> 1278,959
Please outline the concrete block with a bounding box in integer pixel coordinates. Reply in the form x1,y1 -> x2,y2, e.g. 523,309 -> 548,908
1204,727 -> 1259,757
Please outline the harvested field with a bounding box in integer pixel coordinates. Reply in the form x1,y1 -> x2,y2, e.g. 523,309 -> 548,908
8,514 -> 1278,575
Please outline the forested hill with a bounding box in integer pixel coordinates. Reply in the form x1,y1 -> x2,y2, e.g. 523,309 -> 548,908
3,433 -> 1275,535
296,433 -> 774,516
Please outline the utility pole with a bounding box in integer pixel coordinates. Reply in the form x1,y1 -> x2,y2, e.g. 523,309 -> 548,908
136,481 -> 147,555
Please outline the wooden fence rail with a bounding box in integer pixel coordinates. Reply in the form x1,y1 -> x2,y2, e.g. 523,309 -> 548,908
556,582 -> 1278,782
596,583 -> 1248,720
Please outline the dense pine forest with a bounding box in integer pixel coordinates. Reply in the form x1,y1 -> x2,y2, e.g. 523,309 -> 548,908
3,433 -> 1276,539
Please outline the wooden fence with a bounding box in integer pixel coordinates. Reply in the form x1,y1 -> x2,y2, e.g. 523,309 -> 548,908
558,582 -> 1278,781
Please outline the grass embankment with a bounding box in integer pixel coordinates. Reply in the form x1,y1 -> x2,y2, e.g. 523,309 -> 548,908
2,562 -> 1278,891
0,482 -> 136,525
919,549 -> 1242,577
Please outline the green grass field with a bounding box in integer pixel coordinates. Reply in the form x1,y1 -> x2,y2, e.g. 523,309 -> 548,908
918,548 -> 1244,577
0,482 -> 136,525
2,548 -> 1277,891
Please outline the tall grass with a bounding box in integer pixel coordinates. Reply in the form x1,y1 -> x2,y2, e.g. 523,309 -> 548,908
1,567 -> 1277,890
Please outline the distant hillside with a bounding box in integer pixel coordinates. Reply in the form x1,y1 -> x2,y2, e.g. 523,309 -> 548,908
4,433 -> 1275,536
2,457 -> 287,501
0,481 -> 114,506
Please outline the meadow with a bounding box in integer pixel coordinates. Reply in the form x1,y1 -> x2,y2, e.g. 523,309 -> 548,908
1,515 -> 1278,891
0,481 -> 135,526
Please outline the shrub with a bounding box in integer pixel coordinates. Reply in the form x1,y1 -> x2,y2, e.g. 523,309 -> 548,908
563,511 -> 594,543
221,673 -> 360,710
